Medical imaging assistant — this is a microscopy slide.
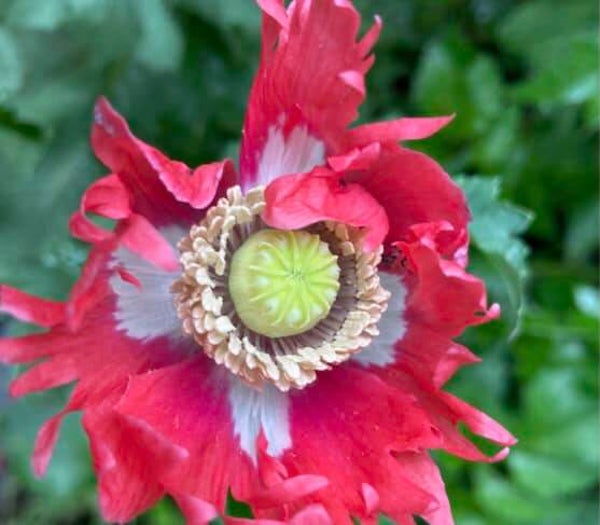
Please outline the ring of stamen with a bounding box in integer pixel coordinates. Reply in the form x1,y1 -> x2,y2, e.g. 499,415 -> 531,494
172,186 -> 390,391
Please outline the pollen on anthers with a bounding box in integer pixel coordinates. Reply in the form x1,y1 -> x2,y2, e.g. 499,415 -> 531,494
172,186 -> 390,391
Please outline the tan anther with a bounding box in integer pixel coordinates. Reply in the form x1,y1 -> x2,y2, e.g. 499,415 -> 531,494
172,186 -> 390,391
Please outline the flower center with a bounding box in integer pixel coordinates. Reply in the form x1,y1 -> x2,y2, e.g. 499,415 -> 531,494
172,186 -> 390,391
228,229 -> 340,338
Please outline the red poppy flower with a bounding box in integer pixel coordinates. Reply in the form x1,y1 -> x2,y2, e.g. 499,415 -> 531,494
0,1 -> 515,524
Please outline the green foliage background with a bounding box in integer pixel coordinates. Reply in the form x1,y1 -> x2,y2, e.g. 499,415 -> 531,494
0,0 -> 597,523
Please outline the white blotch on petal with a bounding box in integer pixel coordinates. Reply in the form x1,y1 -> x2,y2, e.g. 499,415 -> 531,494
352,271 -> 407,367
229,378 -> 291,462
255,116 -> 325,186
110,226 -> 185,341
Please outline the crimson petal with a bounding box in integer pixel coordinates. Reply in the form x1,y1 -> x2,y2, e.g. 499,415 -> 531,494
356,145 -> 470,260
263,168 -> 388,251
346,115 -> 454,148
92,97 -> 233,226
240,0 -> 381,186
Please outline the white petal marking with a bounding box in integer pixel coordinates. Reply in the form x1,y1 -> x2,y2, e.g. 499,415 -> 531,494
254,116 -> 326,187
110,226 -> 185,341
353,271 -> 407,367
229,378 -> 291,462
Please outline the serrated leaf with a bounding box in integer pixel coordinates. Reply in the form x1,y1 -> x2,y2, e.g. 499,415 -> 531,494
226,490 -> 253,518
457,176 -> 532,336
412,40 -> 464,126
471,106 -> 520,173
458,177 -> 532,270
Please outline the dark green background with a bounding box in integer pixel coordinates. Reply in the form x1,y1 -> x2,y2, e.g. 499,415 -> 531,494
0,0 -> 597,523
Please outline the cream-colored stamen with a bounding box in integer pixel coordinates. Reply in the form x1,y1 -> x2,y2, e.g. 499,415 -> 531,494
172,186 -> 390,391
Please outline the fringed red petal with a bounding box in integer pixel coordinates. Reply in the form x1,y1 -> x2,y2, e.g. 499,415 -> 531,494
251,475 -> 329,509
0,285 -> 65,327
115,214 -> 180,271
392,325 -> 481,389
225,504 -> 333,525
373,367 -> 515,464
0,332 -> 63,364
241,0 -> 380,186
356,145 -> 470,261
9,355 -> 78,397
92,97 -> 231,227
398,224 -> 499,338
173,493 -> 219,525
145,150 -> 236,210
438,392 -> 517,448
32,410 -> 68,478
83,410 -> 168,523
279,365 -> 445,524
346,115 -> 454,148
114,359 -> 256,512
69,174 -> 131,244
263,168 -> 389,251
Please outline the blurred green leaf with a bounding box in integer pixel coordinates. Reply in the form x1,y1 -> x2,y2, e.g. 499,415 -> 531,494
473,466 -> 592,525
498,0 -> 597,52
457,176 -> 532,336
573,286 -> 599,318
5,0 -> 111,30
226,490 -> 253,518
509,450 -> 596,499
175,0 -> 261,31
512,33 -> 597,107
0,28 -> 22,103
498,0 -> 598,109
564,199 -> 599,265
133,0 -> 184,73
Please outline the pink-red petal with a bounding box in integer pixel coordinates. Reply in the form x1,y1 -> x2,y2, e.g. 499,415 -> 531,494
399,232 -> 499,337
240,0 -> 380,185
373,366 -> 515,464
225,504 -> 333,525
92,97 -> 233,227
0,285 -> 65,327
83,410 -> 168,523
145,150 -> 236,210
345,115 -> 454,148
356,145 -> 470,260
8,355 -> 78,397
263,168 -> 389,251
69,174 -> 131,244
114,359 -> 255,512
282,365 -> 443,523
116,214 -> 180,272
173,493 -> 219,525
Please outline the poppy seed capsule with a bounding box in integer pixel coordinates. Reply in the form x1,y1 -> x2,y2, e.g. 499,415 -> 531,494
228,229 -> 340,338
